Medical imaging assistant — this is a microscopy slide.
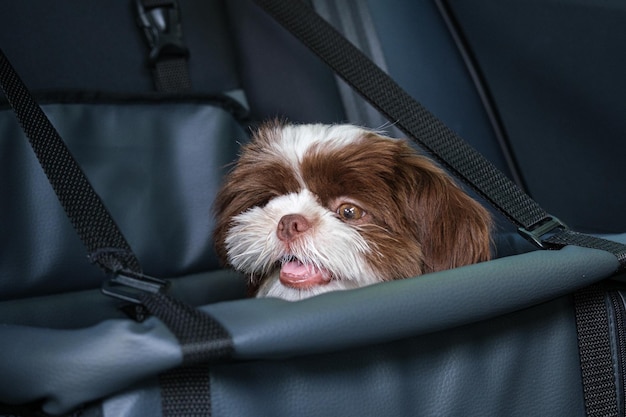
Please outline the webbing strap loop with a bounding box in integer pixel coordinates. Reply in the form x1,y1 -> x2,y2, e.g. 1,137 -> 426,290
136,0 -> 192,92
140,292 -> 234,365
546,230 -> 626,271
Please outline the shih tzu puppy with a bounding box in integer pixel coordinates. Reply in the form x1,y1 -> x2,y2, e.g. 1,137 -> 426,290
214,121 -> 492,301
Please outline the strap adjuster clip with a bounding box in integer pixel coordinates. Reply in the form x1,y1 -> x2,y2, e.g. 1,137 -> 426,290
518,215 -> 568,249
136,0 -> 189,64
102,269 -> 169,304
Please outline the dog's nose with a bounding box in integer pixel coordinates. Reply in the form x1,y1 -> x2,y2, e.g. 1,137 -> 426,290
277,214 -> 311,242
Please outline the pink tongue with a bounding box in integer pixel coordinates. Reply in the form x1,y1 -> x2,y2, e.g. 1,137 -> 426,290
280,261 -> 331,289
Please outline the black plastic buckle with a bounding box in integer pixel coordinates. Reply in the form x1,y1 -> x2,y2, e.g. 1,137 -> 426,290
136,0 -> 189,64
518,215 -> 568,249
102,269 -> 169,304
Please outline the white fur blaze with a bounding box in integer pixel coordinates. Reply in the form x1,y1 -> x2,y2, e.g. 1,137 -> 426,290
224,189 -> 381,301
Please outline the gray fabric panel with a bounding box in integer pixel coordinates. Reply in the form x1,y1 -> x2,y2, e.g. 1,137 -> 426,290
0,241 -> 620,414
86,287 -> 589,417
203,244 -> 620,359
211,295 -> 585,417
101,379 -> 163,417
0,268 -> 244,414
0,101 -> 246,300
0,317 -> 182,415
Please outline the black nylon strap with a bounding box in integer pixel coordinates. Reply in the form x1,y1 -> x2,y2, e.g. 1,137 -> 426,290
141,291 -> 233,417
137,0 -> 192,93
140,292 -> 233,365
574,286 -> 619,417
159,367 -> 212,417
253,0 -> 626,273
153,57 -> 192,92
547,230 -> 626,266
0,48 -> 141,275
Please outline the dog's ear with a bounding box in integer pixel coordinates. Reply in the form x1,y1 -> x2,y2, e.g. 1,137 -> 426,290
213,120 -> 300,266
393,141 -> 492,273
213,171 -> 241,266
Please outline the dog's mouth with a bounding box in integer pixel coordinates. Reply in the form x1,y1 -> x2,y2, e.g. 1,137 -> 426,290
279,256 -> 332,289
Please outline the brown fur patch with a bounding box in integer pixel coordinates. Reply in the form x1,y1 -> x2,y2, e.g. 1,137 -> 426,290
299,133 -> 492,278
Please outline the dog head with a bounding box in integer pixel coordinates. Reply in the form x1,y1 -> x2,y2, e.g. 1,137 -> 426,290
214,121 -> 492,301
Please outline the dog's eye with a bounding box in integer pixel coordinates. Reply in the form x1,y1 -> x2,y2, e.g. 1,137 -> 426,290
336,203 -> 366,221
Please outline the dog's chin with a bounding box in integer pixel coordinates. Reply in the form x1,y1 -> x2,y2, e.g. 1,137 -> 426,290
256,272 -> 362,301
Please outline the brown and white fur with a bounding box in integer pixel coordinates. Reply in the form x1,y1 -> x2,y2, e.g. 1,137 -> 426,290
214,121 -> 492,301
